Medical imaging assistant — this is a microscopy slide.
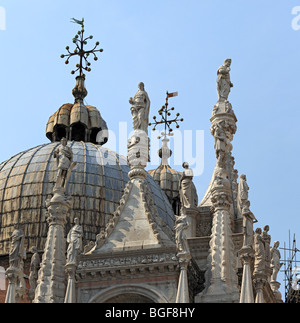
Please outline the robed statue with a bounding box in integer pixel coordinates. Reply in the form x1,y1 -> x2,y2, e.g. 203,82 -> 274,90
179,162 -> 197,209
238,174 -> 258,248
28,246 -> 40,302
129,82 -> 151,134
175,214 -> 191,255
217,58 -> 233,102
213,122 -> 227,163
53,138 -> 76,189
8,227 -> 25,269
237,174 -> 250,215
66,218 -> 83,265
253,228 -> 265,276
270,241 -> 283,282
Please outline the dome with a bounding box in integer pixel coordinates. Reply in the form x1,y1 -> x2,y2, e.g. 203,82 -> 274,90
0,141 -> 174,256
148,165 -> 182,215
148,165 -> 182,200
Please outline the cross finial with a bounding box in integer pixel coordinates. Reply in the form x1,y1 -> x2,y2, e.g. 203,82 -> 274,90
149,91 -> 183,166
149,91 -> 183,140
61,18 -> 103,77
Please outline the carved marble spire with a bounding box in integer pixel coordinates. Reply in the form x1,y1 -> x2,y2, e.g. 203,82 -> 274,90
196,59 -> 240,303
33,143 -> 76,303
196,170 -> 240,303
88,83 -> 175,255
199,59 -> 237,211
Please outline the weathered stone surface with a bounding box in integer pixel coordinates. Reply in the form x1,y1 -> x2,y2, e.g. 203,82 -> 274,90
0,142 -> 174,257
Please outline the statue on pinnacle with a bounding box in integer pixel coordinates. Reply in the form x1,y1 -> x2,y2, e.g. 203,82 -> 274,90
129,82 -> 151,134
217,58 -> 233,102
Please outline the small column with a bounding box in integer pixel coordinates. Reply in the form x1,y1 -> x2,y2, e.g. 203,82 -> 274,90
5,268 -> 18,303
239,247 -> 254,303
64,264 -> 77,303
270,281 -> 283,303
176,253 -> 192,303
253,275 -> 266,303
175,214 -> 192,303
238,192 -> 256,303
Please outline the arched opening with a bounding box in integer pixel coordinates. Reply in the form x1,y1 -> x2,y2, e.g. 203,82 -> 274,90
104,293 -> 153,303
71,122 -> 86,142
89,284 -> 168,303
172,196 -> 181,215
90,128 -> 100,145
55,125 -> 67,142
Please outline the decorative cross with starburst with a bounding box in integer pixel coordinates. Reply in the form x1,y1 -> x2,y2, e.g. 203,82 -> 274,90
60,18 -> 103,77
149,91 -> 183,139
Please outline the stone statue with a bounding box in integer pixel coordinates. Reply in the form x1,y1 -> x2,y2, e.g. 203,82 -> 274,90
253,228 -> 265,276
213,122 -> 227,163
175,214 -> 191,254
5,226 -> 26,303
66,218 -> 83,265
270,241 -> 283,282
237,174 -> 250,215
217,58 -> 233,102
8,227 -> 25,269
179,162 -> 196,209
241,209 -> 257,249
213,169 -> 231,191
53,137 -> 76,189
28,246 -> 40,302
129,82 -> 151,134
262,225 -> 272,277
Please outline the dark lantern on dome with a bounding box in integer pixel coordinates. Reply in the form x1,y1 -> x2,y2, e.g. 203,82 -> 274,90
46,18 -> 108,145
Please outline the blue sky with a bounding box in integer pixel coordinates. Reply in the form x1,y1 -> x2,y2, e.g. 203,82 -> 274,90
0,0 -> 299,297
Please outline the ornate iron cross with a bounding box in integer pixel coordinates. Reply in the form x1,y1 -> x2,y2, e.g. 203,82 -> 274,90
60,18 -> 103,77
149,91 -> 183,139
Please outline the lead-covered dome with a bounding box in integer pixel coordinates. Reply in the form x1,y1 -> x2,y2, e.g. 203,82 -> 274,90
0,141 -> 174,256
